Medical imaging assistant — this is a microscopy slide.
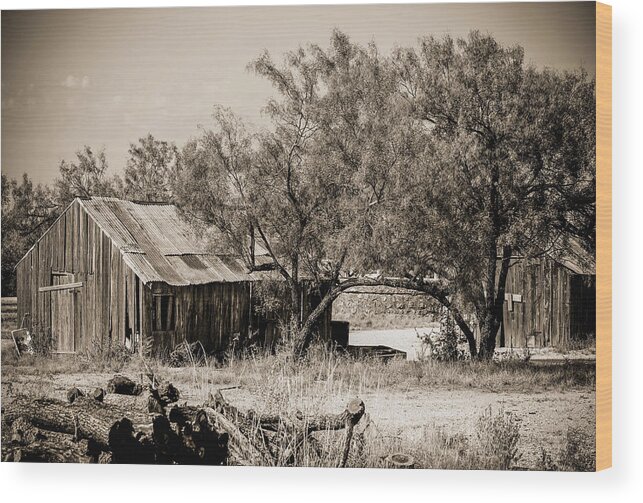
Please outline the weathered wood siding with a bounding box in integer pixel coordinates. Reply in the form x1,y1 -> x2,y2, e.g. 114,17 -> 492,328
144,282 -> 253,356
500,256 -> 595,349
142,281 -> 333,357
16,200 -> 140,353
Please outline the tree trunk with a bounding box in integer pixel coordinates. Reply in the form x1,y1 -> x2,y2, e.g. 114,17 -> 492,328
478,244 -> 512,360
151,412 -> 227,465
296,397 -> 365,432
433,293 -> 477,358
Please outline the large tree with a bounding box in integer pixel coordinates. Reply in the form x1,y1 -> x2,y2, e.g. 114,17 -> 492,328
379,32 -> 596,358
176,32 -> 416,356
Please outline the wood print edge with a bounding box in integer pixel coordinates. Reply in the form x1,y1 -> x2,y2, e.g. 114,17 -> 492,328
595,0 -> 612,472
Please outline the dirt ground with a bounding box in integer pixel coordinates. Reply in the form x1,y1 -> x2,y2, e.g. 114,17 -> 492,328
0,365 -> 595,469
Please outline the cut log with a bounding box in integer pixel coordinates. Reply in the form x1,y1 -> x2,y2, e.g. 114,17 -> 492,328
167,404 -> 201,427
155,382 -> 180,405
92,387 -> 106,402
98,451 -> 113,464
151,412 -> 227,465
147,393 -> 165,414
208,390 -> 276,465
146,381 -> 179,413
10,416 -> 41,445
6,437 -> 94,463
103,393 -> 148,411
2,395 -> 154,463
67,387 -> 106,404
3,417 -> 99,463
107,375 -> 143,396
107,417 -> 156,464
296,398 -> 366,432
66,387 -> 85,404
202,406 -> 274,466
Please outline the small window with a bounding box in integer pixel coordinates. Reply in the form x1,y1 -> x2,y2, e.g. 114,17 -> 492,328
152,294 -> 175,332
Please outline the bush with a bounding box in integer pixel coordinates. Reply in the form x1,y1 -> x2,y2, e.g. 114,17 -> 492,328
560,426 -> 595,471
475,406 -> 522,470
535,426 -> 595,471
418,307 -> 467,361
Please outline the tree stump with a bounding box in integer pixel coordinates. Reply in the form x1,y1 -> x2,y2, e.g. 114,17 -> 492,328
385,453 -> 415,469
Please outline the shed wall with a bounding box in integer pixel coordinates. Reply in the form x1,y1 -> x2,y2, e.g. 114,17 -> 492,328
16,200 -> 139,353
500,256 -> 595,349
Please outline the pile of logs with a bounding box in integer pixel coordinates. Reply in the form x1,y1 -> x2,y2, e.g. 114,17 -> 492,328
1,374 -> 367,466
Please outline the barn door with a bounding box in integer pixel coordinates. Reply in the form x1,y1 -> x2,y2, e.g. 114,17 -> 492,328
50,273 -> 77,353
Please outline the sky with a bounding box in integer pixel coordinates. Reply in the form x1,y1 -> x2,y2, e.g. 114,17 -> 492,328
1,2 -> 596,185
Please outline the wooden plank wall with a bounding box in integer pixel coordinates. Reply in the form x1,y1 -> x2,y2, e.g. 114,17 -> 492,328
141,280 -> 334,357
16,200 -> 138,353
501,256 -> 577,349
142,282 -> 252,356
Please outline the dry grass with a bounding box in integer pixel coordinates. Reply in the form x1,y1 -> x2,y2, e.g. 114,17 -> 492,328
154,344 -> 595,399
537,426 -> 596,472
1,340 -> 595,395
1,342 -> 595,470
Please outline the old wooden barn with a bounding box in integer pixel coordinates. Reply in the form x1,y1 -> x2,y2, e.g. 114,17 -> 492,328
496,243 -> 596,349
15,197 -> 331,356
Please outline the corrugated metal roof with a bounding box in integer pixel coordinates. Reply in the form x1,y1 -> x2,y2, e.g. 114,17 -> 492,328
503,237 -> 596,276
555,238 -> 596,275
79,197 -> 270,286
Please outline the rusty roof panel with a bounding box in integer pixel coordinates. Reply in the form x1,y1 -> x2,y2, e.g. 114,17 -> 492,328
80,198 -> 142,252
122,253 -> 166,284
78,197 -> 266,286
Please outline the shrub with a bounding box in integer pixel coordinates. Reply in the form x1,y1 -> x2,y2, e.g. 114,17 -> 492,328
535,426 -> 595,472
418,308 -> 467,361
475,406 -> 522,470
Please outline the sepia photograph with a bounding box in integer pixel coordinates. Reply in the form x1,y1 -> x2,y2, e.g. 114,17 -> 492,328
1,1 -> 608,471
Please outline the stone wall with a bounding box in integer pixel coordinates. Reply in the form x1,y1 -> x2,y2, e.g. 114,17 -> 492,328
332,285 -> 441,330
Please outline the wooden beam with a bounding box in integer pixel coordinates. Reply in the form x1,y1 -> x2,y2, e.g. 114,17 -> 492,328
38,282 -> 83,293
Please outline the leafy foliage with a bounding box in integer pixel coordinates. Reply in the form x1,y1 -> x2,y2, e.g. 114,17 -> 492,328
2,146 -> 124,295
1,174 -> 58,295
124,134 -> 180,202
54,146 -> 123,206
370,32 -> 597,357
418,308 -> 467,362
476,406 -> 522,470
